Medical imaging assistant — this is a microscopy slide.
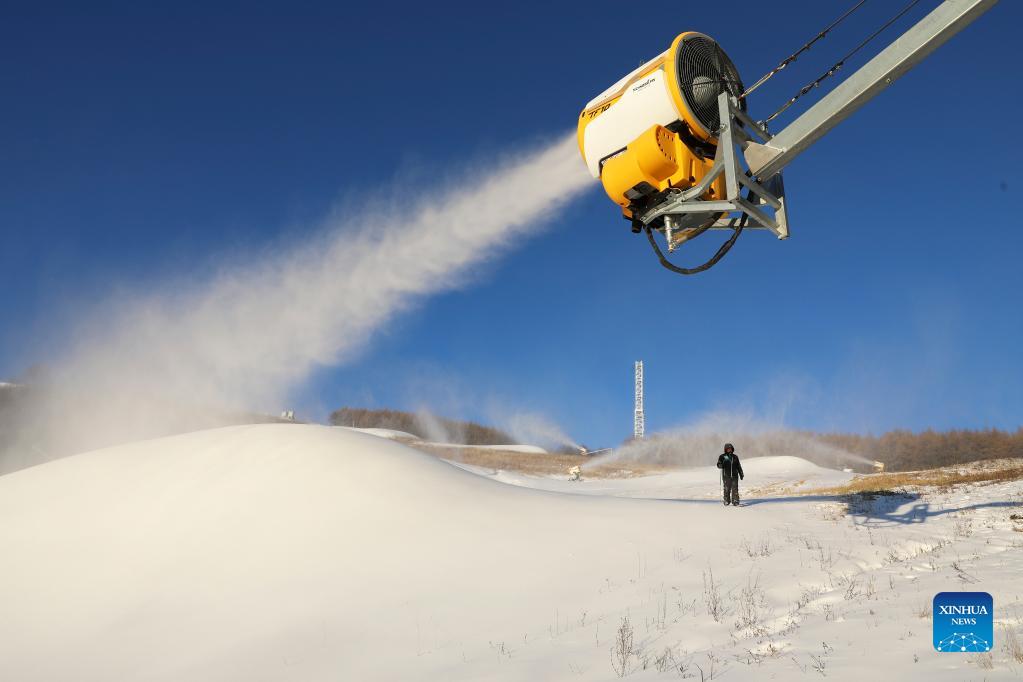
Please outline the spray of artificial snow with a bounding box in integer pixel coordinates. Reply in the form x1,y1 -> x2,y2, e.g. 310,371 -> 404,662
1,134 -> 592,472
589,410 -> 878,470
497,412 -> 582,452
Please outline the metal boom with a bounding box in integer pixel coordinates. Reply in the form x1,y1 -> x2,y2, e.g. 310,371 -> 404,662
745,0 -> 998,180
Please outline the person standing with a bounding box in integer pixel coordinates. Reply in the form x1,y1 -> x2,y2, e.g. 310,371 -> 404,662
716,443 -> 744,506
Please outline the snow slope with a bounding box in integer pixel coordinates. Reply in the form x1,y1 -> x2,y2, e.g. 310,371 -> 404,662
1,424 -> 1021,680
424,441 -> 549,454
465,454 -> 855,499
338,426 -> 420,440
338,426 -> 547,453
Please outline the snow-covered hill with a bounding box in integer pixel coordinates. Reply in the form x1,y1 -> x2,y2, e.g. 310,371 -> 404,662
337,425 -> 421,440
1,424 -> 1020,680
338,425 -> 548,453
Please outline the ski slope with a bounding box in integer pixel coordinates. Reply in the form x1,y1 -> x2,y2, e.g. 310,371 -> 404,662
460,453 -> 854,499
337,426 -> 421,440
1,424 -> 1020,680
426,441 -> 550,454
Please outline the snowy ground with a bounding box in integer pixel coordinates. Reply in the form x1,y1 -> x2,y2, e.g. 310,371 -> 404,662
338,425 -> 549,454
457,454 -> 855,498
337,426 -> 421,441
1,424 -> 1021,681
426,441 -> 549,454
337,426 -> 548,453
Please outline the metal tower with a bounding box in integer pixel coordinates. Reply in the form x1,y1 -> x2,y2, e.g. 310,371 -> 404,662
634,361 -> 645,440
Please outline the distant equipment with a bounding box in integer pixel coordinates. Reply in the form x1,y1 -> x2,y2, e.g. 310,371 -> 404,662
634,361 -> 645,440
577,0 -> 998,275
873,460 -> 886,473
280,410 -> 295,421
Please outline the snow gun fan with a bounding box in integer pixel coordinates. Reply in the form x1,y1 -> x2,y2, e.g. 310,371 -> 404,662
577,32 -> 751,256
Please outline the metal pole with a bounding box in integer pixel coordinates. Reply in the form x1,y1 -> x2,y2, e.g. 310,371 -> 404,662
634,361 -> 645,440
747,0 -> 997,180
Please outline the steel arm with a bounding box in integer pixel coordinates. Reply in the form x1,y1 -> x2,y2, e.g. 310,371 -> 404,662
746,0 -> 998,180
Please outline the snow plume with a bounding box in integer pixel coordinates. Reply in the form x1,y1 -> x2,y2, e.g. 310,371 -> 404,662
1,134 -> 592,472
496,412 -> 581,452
591,410 -> 878,471
413,410 -> 459,445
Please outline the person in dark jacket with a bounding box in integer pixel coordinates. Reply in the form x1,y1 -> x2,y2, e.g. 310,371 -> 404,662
716,443 -> 744,506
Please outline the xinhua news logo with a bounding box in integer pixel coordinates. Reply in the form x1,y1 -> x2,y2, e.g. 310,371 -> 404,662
933,592 -> 993,653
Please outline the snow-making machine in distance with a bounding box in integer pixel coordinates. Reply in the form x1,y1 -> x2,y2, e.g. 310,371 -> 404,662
577,0 -> 998,275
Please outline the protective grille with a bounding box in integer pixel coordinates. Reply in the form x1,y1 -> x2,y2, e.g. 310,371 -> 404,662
675,35 -> 745,136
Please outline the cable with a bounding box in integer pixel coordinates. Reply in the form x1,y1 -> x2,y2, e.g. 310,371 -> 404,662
740,0 -> 868,101
644,211 -> 748,276
764,0 -> 923,124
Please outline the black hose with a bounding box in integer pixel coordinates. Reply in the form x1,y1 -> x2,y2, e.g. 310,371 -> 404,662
644,211 -> 748,276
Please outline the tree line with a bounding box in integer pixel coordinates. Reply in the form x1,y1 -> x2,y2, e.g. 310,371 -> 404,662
813,427 -> 1023,472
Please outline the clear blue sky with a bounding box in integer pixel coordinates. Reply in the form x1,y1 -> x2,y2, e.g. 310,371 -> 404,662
2,1 -> 1021,447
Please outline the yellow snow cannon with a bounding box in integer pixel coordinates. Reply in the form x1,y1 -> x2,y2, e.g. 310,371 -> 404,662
577,32 -> 744,237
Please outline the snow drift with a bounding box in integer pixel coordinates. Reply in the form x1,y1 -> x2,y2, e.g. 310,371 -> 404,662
0,424 -> 720,680
2,424 -> 1019,680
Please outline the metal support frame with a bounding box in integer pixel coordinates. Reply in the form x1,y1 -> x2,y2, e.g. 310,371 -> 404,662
636,0 -> 996,253
640,91 -> 790,249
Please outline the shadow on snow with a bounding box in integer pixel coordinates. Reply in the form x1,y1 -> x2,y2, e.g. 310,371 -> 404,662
658,491 -> 1021,526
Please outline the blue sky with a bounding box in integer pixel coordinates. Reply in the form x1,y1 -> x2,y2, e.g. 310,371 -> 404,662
2,1 -> 1021,447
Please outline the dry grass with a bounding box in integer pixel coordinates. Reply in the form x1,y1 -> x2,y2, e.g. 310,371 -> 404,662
414,444 -> 673,479
1004,625 -> 1023,664
973,651 -> 994,670
803,460 -> 1023,496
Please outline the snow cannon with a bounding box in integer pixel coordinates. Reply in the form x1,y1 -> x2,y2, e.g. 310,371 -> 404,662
576,2 -> 997,276
872,461 -> 885,473
577,32 -> 744,238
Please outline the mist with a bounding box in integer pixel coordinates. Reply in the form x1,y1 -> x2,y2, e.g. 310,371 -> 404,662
495,412 -> 582,452
1,134 -> 592,473
413,410 -> 458,445
591,409 -> 879,471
